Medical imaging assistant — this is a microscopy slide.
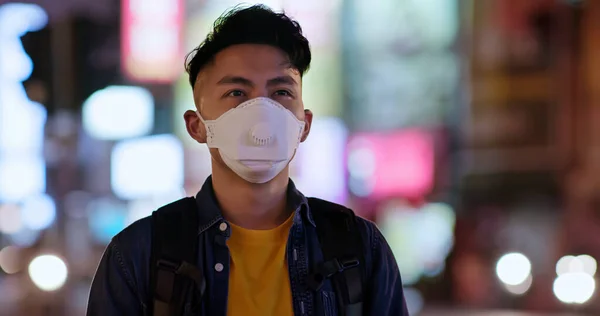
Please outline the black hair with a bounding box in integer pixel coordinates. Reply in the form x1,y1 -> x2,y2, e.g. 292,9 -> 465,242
184,4 -> 312,88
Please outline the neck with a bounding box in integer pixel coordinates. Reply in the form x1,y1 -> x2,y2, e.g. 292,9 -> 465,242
211,159 -> 292,230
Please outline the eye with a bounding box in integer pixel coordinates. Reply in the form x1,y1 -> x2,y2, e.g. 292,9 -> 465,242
227,90 -> 245,97
273,90 -> 293,97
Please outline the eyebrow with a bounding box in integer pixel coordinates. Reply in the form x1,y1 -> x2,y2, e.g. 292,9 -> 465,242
216,75 -> 298,87
267,75 -> 297,86
217,76 -> 254,86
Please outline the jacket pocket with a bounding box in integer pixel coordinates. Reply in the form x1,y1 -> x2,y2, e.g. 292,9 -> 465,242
321,291 -> 337,316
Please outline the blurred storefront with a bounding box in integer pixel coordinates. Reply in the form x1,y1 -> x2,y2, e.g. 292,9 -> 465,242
454,0 -> 599,313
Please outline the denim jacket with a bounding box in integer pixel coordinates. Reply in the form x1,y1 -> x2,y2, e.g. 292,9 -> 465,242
87,177 -> 409,315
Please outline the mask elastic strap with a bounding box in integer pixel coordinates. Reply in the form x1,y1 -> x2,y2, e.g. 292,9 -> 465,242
196,110 -> 216,147
195,110 -> 207,123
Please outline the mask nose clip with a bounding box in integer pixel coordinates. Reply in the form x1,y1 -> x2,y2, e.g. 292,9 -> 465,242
250,123 -> 274,147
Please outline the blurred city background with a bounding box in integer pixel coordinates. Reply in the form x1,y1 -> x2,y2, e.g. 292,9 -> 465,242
0,0 -> 598,315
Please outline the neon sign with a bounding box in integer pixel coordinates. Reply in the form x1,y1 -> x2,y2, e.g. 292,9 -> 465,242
347,130 -> 435,200
121,0 -> 183,83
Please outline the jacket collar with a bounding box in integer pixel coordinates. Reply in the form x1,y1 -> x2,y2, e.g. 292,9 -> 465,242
195,176 -> 314,234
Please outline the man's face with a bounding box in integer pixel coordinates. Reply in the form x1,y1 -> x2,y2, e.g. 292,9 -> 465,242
184,44 -> 312,171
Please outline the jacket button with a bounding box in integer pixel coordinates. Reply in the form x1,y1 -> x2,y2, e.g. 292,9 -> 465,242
215,263 -> 224,272
219,222 -> 228,232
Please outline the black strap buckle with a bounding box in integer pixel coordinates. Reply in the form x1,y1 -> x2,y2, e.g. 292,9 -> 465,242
325,256 -> 359,275
156,258 -> 205,293
309,256 -> 360,291
157,259 -> 180,272
154,258 -> 206,303
337,257 -> 359,270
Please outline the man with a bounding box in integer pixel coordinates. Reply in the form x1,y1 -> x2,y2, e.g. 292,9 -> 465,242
88,5 -> 408,316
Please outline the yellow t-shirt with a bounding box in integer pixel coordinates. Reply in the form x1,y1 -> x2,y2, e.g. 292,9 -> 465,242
226,213 -> 295,316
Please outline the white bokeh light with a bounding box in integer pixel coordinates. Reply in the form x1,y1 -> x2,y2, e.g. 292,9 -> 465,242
496,252 -> 532,286
0,3 -> 48,84
557,255 -> 597,277
556,255 -> 575,276
82,86 -> 154,141
21,193 -> 56,230
577,255 -> 597,277
505,274 -> 533,295
0,3 -> 48,209
7,227 -> 40,247
553,272 -> 595,304
0,105 -> 46,152
0,156 -> 45,202
111,134 -> 184,200
28,254 -> 68,291
0,3 -> 48,38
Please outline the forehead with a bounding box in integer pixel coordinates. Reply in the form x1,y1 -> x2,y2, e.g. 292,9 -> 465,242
201,44 -> 300,83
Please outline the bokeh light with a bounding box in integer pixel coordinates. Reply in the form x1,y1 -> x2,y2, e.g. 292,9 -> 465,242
577,254 -> 597,276
556,255 -> 576,276
28,254 -> 68,291
553,254 -> 597,305
21,193 -> 56,230
379,201 -> 456,285
111,134 -> 184,200
553,272 -> 595,305
0,156 -> 45,203
7,227 -> 41,247
87,198 -> 128,244
291,117 -> 348,204
496,253 -> 532,286
504,274 -> 533,295
82,85 -> 154,141
404,287 -> 425,315
0,246 -> 22,274
347,131 -> 435,200
556,254 -> 597,276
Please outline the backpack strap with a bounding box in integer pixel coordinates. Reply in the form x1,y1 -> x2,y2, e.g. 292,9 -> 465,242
149,197 -> 205,316
308,198 -> 365,316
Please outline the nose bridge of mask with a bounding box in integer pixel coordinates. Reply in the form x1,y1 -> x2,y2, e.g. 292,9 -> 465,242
202,97 -> 304,160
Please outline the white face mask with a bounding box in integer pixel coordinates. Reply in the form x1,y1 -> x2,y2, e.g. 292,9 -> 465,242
196,97 -> 305,183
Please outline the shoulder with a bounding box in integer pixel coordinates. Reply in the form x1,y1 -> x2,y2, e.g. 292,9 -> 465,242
308,199 -> 390,279
112,215 -> 153,268
353,215 -> 383,250
110,216 -> 153,294
308,198 -> 382,251
308,198 -> 378,230
115,215 -> 153,248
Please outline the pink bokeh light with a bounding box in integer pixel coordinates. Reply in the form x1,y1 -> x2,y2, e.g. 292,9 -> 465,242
347,130 -> 435,200
121,0 -> 183,83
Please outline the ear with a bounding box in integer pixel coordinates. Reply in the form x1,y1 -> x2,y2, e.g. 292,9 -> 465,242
184,110 -> 207,143
300,109 -> 313,142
